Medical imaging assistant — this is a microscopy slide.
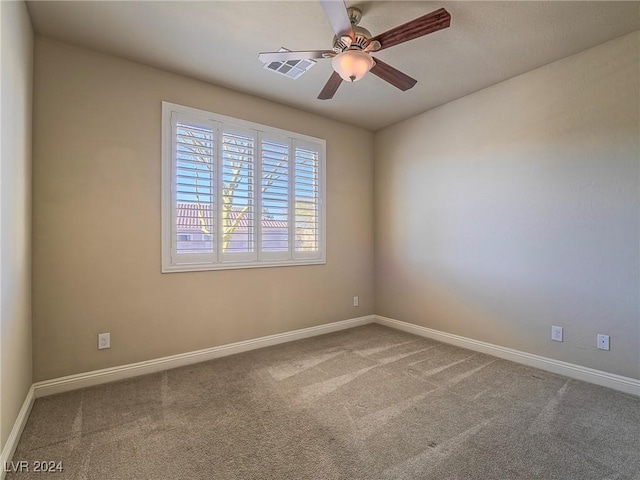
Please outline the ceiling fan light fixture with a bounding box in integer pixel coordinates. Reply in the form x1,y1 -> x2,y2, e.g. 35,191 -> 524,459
331,50 -> 374,82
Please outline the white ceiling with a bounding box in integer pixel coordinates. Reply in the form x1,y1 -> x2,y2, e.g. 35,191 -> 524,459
27,1 -> 639,131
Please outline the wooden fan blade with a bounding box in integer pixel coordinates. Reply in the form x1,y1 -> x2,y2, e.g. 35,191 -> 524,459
320,0 -> 354,39
370,57 -> 417,91
318,71 -> 343,100
369,8 -> 451,51
258,51 -> 333,63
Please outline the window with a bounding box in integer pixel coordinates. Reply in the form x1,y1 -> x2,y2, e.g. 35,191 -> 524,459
162,102 -> 326,272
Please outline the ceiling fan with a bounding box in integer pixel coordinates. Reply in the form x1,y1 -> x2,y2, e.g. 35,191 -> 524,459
258,1 -> 451,100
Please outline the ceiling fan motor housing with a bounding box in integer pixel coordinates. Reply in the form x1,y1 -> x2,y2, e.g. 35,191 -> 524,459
332,8 -> 371,53
333,25 -> 372,52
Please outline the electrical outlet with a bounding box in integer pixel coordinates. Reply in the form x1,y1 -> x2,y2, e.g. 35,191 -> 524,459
597,334 -> 610,351
353,296 -> 359,307
551,326 -> 563,342
98,332 -> 111,350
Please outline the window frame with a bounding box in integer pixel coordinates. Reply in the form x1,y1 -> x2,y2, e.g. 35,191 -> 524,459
161,102 -> 326,273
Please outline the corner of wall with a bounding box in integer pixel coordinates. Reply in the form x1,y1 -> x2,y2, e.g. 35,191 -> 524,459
0,0 -> 34,452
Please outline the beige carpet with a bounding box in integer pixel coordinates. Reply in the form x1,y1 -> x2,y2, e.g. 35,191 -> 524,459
8,324 -> 640,479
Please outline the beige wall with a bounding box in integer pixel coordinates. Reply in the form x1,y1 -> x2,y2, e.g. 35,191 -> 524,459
28,28 -> 640,383
32,37 -> 374,382
374,32 -> 639,379
1,1 -> 33,449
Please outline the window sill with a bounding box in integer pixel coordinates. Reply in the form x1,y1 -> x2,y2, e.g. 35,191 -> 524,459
161,258 -> 326,273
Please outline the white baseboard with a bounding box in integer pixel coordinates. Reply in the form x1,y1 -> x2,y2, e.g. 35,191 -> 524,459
30,313 -> 640,398
33,315 -> 375,398
374,315 -> 640,396
0,385 -> 35,480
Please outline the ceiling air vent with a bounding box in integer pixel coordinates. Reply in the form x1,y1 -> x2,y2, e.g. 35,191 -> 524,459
263,48 -> 316,80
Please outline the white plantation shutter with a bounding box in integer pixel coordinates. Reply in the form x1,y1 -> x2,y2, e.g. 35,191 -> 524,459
220,124 -> 256,262
294,140 -> 322,259
259,133 -> 290,261
171,113 -> 217,265
162,102 -> 325,272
